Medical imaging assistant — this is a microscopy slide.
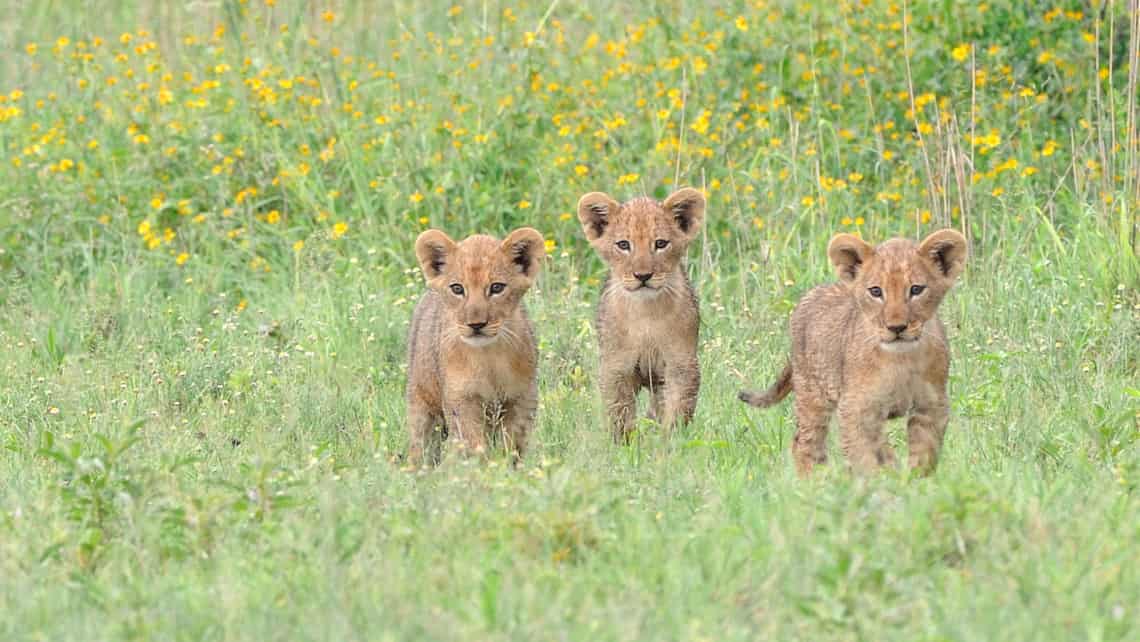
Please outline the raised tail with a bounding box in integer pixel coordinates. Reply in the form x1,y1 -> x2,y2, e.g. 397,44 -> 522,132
738,363 -> 793,408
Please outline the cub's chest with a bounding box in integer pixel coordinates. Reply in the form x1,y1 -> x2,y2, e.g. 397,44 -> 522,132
602,298 -> 694,347
605,314 -> 667,365
889,378 -> 943,418
855,352 -> 944,418
445,345 -> 535,399
616,317 -> 669,347
602,312 -> 695,383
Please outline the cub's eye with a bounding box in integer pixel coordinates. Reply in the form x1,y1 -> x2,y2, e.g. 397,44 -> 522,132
616,240 -> 631,251
449,284 -> 465,296
654,239 -> 670,250
868,286 -> 883,299
909,284 -> 927,297
489,282 -> 506,295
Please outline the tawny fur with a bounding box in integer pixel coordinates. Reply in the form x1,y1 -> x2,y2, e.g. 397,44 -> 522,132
406,228 -> 544,466
740,229 -> 968,475
577,188 -> 706,443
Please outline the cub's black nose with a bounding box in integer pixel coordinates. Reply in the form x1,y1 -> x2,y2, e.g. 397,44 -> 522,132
468,322 -> 487,333
634,272 -> 653,284
887,324 -> 907,335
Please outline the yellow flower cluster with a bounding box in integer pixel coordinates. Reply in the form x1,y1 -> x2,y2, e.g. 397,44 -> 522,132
0,1 -> 1130,283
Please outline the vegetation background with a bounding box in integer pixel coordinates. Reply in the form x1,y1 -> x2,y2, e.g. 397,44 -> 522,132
1,0 -> 1138,639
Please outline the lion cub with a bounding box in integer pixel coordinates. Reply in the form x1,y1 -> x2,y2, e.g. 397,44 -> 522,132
406,227 -> 545,466
577,188 -> 706,443
740,229 -> 968,475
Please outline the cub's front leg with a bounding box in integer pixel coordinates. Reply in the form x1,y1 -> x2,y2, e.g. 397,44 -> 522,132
906,390 -> 950,474
600,360 -> 640,444
445,395 -> 490,456
407,397 -> 443,467
836,395 -> 896,474
660,353 -> 700,434
502,384 -> 538,465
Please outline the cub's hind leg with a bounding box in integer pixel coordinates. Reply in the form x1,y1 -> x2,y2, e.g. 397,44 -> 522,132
792,395 -> 833,476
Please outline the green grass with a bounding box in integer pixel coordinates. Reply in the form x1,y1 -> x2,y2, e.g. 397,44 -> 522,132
2,1 -> 1139,640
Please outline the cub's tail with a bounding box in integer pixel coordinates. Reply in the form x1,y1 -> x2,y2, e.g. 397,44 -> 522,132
738,363 -> 793,408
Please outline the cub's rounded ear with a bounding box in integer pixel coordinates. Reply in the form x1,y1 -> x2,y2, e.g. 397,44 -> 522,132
577,192 -> 621,242
501,227 -> 545,281
414,229 -> 456,282
827,233 -> 875,282
918,229 -> 968,282
663,187 -> 706,239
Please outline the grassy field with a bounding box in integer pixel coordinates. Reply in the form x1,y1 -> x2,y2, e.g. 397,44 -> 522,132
2,0 -> 1139,640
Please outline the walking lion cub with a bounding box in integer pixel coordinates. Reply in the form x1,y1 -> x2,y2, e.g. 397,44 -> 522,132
577,188 -> 706,443
740,229 -> 968,475
406,227 -> 545,466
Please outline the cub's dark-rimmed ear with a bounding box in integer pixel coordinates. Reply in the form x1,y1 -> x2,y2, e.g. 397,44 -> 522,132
501,227 -> 545,283
918,229 -> 968,282
414,229 -> 456,282
827,233 -> 875,282
577,192 -> 621,242
663,187 -> 706,239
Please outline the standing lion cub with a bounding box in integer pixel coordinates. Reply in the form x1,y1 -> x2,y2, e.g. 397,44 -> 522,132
577,188 -> 706,443
740,229 -> 968,475
405,227 -> 545,466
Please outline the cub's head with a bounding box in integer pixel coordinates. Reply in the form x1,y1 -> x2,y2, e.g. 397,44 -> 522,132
577,188 -> 706,298
414,227 -> 545,347
828,229 -> 968,352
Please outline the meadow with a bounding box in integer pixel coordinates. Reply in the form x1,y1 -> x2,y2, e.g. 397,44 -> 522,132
1,0 -> 1138,640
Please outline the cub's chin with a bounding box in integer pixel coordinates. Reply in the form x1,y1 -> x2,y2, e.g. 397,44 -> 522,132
460,334 -> 499,347
878,339 -> 920,353
624,286 -> 662,300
